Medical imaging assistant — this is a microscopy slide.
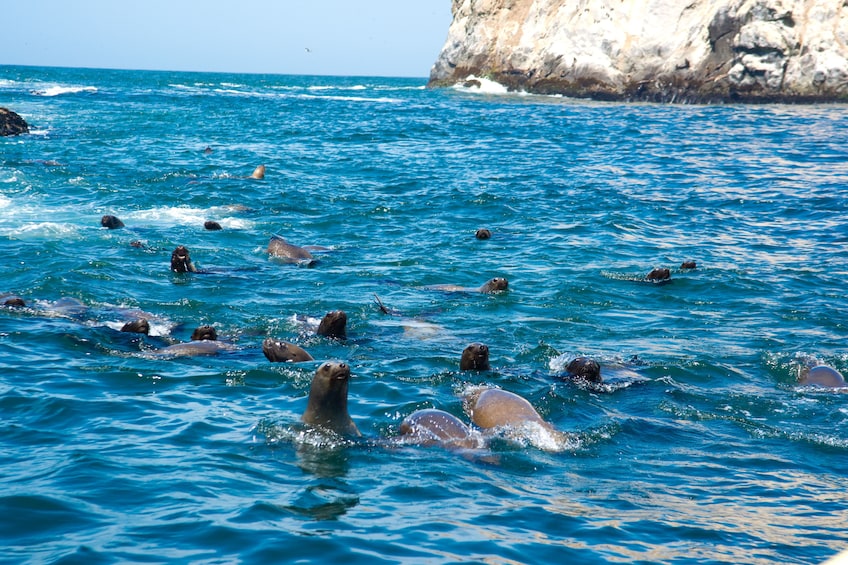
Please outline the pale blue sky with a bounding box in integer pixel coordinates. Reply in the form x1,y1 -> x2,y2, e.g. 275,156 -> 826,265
2,1 -> 452,78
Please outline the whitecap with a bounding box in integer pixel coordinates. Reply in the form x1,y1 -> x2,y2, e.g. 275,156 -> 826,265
33,85 -> 98,97
452,75 -> 510,95
129,206 -> 255,230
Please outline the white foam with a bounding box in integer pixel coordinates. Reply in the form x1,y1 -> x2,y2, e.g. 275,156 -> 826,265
33,85 -> 98,97
129,206 -> 255,230
452,75 -> 511,95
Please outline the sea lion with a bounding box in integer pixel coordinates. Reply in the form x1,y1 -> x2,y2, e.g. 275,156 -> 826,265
799,365 -> 847,388
464,387 -> 572,451
120,318 -> 150,335
267,235 -> 315,264
565,357 -> 602,383
400,409 -> 480,449
680,260 -> 697,269
150,325 -> 231,357
428,277 -> 509,294
191,325 -> 217,341
101,215 -> 125,229
263,338 -> 314,362
460,343 -> 490,371
317,310 -> 347,340
3,296 -> 26,307
466,388 -> 552,431
478,277 -> 508,293
301,361 -> 360,436
475,228 -> 492,240
250,165 -> 265,179
170,245 -> 197,273
204,220 -> 222,231
646,268 -> 671,282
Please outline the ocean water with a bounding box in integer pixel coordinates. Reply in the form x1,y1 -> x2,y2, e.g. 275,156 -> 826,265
1,64 -> 847,564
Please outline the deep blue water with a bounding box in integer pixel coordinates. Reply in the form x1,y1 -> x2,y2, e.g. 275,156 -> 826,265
1,65 -> 847,564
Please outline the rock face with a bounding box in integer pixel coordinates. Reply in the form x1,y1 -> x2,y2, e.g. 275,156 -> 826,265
428,0 -> 848,103
0,108 -> 29,136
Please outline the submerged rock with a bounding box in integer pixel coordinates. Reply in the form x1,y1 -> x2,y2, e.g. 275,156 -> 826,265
428,0 -> 848,103
0,108 -> 29,136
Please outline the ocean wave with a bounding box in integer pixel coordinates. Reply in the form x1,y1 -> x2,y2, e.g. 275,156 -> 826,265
129,205 -> 255,229
32,85 -> 98,97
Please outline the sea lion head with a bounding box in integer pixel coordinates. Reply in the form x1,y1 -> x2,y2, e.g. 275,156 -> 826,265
3,297 -> 26,308
475,228 -> 492,240
101,215 -> 125,229
191,325 -> 217,341
204,220 -> 222,231
251,165 -> 266,179
170,245 -> 197,273
302,361 -> 360,436
479,277 -> 508,293
317,310 -> 347,339
262,338 -> 314,362
680,261 -> 697,269
120,319 -> 150,335
460,342 -> 490,371
646,268 -> 671,281
565,356 -> 602,383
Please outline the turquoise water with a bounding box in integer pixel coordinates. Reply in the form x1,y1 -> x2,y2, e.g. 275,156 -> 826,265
1,65 -> 847,564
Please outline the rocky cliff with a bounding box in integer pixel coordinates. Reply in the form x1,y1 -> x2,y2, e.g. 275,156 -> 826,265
428,0 -> 848,103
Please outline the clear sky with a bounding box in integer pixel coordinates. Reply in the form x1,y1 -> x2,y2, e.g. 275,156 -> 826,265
2,1 -> 453,78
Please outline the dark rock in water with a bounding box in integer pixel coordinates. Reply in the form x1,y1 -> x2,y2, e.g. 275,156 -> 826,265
0,108 -> 29,136
680,260 -> 697,269
204,221 -> 223,231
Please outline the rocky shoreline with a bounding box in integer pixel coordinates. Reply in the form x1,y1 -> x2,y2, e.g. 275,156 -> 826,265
0,107 -> 29,136
428,0 -> 848,103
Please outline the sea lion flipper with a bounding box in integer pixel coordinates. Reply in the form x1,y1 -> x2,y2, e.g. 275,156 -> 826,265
374,294 -> 390,315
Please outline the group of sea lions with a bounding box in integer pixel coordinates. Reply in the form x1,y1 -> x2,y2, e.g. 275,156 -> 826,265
7,197 -> 846,455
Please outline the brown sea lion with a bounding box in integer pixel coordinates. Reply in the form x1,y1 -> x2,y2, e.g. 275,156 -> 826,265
479,277 -> 508,293
646,268 -> 671,281
680,260 -> 697,269
3,297 -> 26,307
317,310 -> 347,340
204,220 -> 222,231
101,215 -> 125,229
400,409 -> 480,449
150,325 -> 232,357
463,387 -> 572,451
267,235 -> 315,264
466,388 -> 552,431
120,319 -> 150,335
565,357 -> 602,383
191,325 -> 217,341
460,342 -> 490,371
799,365 -> 847,388
475,228 -> 491,240
250,165 -> 265,179
170,245 -> 197,273
428,277 -> 508,294
301,361 -> 360,437
262,338 -> 314,362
